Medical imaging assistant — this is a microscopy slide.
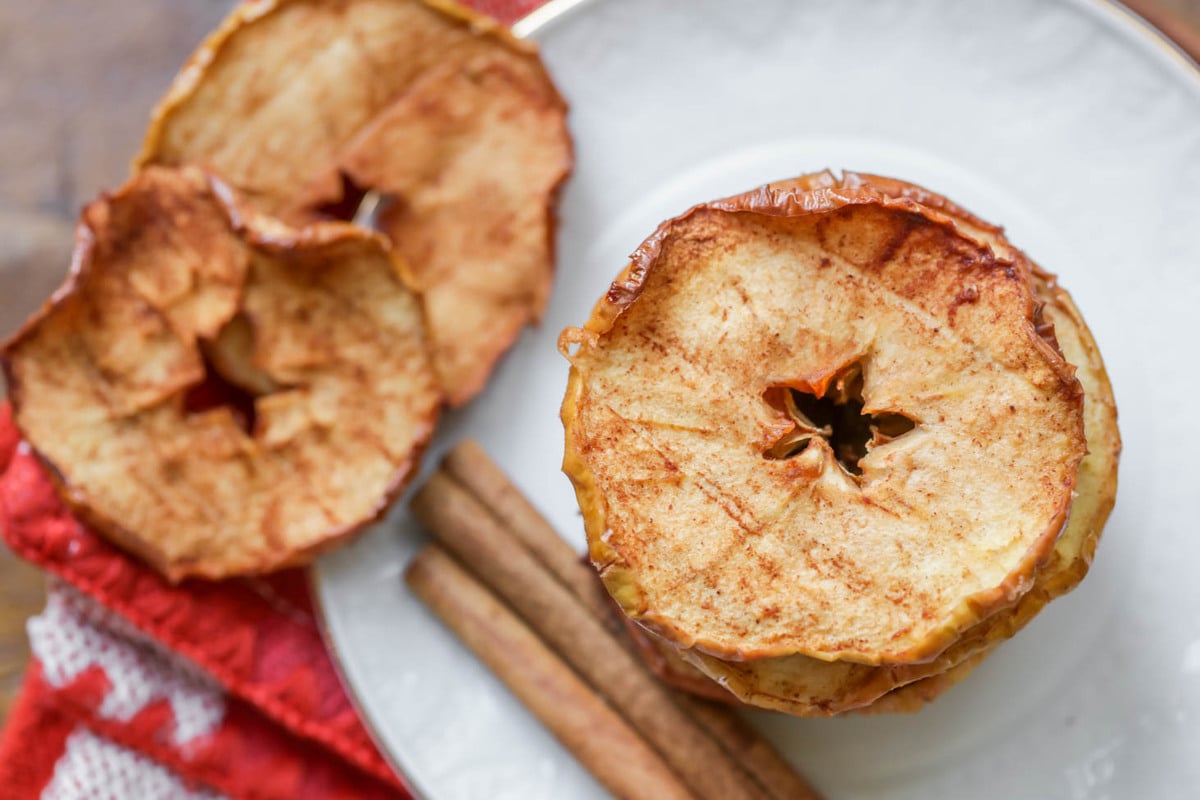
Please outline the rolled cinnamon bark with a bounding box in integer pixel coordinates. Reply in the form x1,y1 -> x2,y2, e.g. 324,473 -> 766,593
405,546 -> 694,800
444,440 -> 595,600
411,471 -> 770,800
443,441 -> 627,641
679,699 -> 821,800
442,440 -> 823,800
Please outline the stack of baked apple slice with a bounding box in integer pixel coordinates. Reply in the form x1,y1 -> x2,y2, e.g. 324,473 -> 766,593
561,171 -> 1119,715
1,0 -> 571,581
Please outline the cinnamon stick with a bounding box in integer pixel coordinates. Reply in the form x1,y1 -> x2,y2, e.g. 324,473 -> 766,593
442,440 -> 617,624
443,440 -> 823,800
405,546 -> 694,800
679,699 -> 820,800
411,471 -> 770,800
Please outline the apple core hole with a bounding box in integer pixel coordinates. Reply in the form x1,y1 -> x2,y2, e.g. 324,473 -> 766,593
764,364 -> 916,475
183,358 -> 258,435
313,171 -> 372,223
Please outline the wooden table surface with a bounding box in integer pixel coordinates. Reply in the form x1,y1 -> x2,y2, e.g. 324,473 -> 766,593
1,0 -> 1198,725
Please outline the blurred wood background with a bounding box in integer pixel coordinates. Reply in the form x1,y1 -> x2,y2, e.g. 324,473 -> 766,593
1,0 -> 1198,724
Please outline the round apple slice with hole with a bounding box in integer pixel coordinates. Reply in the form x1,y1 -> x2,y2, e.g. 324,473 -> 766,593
562,171 -> 1089,667
137,0 -> 573,406
1,165 -> 440,581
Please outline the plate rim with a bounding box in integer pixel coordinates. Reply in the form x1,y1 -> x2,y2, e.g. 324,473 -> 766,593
310,1 -> 1200,797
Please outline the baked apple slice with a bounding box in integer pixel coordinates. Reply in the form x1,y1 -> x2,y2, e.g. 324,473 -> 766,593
562,171 -> 1088,666
1,166 -> 440,581
137,0 -> 572,406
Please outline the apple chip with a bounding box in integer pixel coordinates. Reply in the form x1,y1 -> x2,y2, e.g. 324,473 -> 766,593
562,171 -> 1088,665
138,0 -> 573,406
1,166 -> 440,581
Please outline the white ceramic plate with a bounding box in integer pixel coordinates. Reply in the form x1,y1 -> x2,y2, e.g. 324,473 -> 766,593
315,1 -> 1200,797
